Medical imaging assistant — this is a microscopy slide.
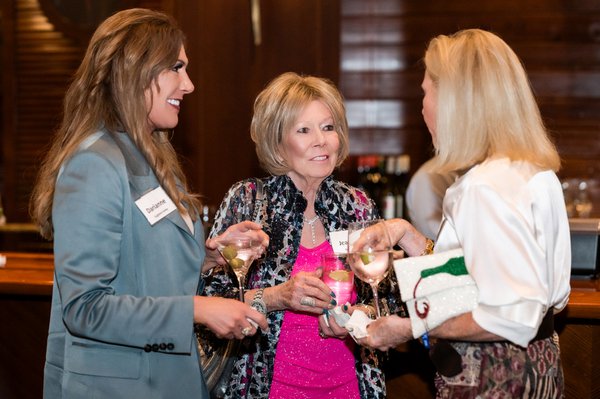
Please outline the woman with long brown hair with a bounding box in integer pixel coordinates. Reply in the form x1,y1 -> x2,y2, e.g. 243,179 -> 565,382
30,8 -> 267,398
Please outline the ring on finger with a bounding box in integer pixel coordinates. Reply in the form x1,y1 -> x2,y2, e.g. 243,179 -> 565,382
241,326 -> 252,336
300,296 -> 316,307
318,329 -> 326,339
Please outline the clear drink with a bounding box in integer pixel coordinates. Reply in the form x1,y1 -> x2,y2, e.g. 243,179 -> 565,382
348,250 -> 390,285
217,236 -> 262,302
221,245 -> 254,279
347,219 -> 392,318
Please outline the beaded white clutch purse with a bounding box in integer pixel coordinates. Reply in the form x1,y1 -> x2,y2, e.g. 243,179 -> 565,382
392,248 -> 478,338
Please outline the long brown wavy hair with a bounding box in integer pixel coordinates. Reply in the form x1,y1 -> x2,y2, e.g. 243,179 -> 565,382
29,8 -> 201,240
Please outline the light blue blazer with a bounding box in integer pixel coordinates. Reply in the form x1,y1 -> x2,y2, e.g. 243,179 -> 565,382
44,130 -> 209,398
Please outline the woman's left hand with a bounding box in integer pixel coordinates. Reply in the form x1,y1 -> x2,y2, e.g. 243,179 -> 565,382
317,310 -> 348,339
355,314 -> 413,351
203,221 -> 269,272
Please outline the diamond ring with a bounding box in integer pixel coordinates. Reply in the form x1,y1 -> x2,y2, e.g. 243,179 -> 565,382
241,326 -> 252,336
300,296 -> 316,307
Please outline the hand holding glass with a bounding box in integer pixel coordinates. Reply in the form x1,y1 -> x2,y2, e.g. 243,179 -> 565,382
217,234 -> 262,302
347,220 -> 392,317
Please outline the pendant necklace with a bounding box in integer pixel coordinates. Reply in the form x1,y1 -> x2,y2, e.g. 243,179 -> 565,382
303,215 -> 319,245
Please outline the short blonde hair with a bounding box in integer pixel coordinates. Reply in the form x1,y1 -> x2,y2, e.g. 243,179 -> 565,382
251,72 -> 349,175
424,29 -> 560,172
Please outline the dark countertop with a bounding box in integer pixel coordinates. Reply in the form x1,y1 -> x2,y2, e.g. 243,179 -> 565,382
1,252 -> 599,320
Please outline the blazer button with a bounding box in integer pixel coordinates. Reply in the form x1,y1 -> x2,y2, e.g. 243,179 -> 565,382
167,343 -> 175,350
144,344 -> 152,353
152,344 -> 159,352
159,343 -> 167,350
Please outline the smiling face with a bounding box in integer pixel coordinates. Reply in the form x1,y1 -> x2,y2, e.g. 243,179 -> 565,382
282,99 -> 340,189
147,46 -> 194,131
421,72 -> 438,146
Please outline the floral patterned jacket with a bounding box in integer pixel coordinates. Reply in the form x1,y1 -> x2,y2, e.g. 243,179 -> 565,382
203,174 -> 402,399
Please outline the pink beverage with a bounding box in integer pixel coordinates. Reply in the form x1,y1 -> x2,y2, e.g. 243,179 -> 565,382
321,254 -> 356,304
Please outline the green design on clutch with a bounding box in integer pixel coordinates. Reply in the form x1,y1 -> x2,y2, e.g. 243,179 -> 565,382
420,256 -> 467,279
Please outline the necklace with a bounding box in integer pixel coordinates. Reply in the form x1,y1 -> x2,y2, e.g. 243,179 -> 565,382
303,215 -> 319,245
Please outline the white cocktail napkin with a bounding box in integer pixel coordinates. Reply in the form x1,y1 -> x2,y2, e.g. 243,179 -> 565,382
344,309 -> 373,339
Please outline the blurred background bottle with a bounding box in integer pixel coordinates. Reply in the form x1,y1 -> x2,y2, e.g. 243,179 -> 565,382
381,156 -> 396,219
574,180 -> 593,218
562,178 -> 594,218
0,194 -> 6,225
393,154 -> 410,219
201,204 -> 215,237
353,154 -> 411,220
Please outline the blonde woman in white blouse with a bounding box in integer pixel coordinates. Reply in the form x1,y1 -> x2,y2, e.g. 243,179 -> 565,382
356,29 -> 571,399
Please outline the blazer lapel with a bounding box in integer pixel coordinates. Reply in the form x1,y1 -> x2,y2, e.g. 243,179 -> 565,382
113,133 -> 194,237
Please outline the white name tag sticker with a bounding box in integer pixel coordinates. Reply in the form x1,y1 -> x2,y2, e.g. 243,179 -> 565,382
135,186 -> 177,225
329,230 -> 349,254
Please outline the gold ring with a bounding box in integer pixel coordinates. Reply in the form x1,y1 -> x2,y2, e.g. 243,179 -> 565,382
241,326 -> 252,336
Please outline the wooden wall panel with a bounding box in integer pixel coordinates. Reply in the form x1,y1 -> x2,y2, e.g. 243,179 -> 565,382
170,0 -> 340,207
0,295 -> 51,399
340,0 -> 600,216
556,320 -> 600,399
9,0 -> 82,222
0,0 -> 168,223
0,0 -> 340,223
2,0 -> 599,220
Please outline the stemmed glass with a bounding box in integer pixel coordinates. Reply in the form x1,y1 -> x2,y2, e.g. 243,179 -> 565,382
217,234 -> 262,302
347,219 -> 392,318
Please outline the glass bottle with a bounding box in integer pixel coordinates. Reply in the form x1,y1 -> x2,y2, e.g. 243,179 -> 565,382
0,194 -> 6,225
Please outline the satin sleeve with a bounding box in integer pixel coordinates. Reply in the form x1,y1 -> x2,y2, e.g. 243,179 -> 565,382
450,181 -> 557,347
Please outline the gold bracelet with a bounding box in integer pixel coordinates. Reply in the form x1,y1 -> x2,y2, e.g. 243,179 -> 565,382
420,238 -> 435,256
354,303 -> 376,319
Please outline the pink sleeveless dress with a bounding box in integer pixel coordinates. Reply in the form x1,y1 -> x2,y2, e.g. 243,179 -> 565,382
269,241 -> 360,399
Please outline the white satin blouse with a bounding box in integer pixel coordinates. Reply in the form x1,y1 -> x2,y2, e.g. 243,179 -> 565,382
435,157 -> 571,347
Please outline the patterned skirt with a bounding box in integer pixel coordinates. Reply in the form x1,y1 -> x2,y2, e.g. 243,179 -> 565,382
434,333 -> 563,399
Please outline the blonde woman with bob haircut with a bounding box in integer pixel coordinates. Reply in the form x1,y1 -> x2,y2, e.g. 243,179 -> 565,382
30,8 -> 267,399
355,29 -> 571,398
251,72 -> 350,176
201,72 -> 402,398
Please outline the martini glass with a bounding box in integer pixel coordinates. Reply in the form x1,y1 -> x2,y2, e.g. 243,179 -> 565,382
347,219 -> 392,318
217,235 -> 262,302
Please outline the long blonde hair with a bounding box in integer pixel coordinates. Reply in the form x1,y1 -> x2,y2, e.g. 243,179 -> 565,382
30,8 -> 200,239
424,29 -> 560,173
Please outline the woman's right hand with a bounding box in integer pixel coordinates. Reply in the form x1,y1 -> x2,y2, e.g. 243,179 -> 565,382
193,296 -> 268,339
270,270 -> 336,314
203,221 -> 269,273
378,218 -> 430,257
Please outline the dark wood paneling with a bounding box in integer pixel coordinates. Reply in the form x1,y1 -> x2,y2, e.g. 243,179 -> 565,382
171,0 -> 340,206
0,0 -> 164,223
556,320 -> 600,399
4,0 -> 598,222
11,0 -> 83,220
342,0 -> 600,16
0,295 -> 51,399
340,0 -> 600,216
